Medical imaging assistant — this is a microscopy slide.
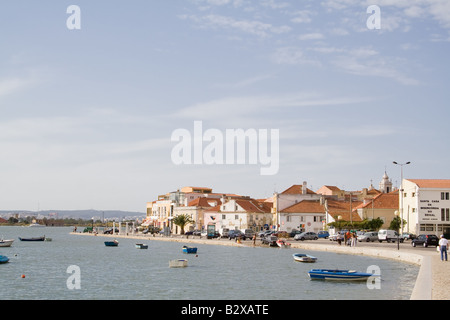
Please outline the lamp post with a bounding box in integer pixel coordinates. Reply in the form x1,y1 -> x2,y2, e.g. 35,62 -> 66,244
393,161 -> 411,250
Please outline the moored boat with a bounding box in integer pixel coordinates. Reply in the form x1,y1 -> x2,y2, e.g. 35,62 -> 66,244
0,239 -> 14,247
18,236 -> 45,241
293,253 -> 317,263
105,240 -> 119,247
182,245 -> 198,254
308,269 -> 377,281
0,255 -> 9,264
135,243 -> 148,249
169,259 -> 188,268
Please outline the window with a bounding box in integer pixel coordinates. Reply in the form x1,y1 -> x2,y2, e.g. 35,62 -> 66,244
222,214 -> 226,220
235,215 -> 239,220
441,192 -> 450,200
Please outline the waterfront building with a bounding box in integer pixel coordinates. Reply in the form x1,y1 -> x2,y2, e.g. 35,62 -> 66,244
172,197 -> 222,234
324,197 -> 363,232
279,200 -> 326,233
204,198 -> 272,233
401,179 -> 450,236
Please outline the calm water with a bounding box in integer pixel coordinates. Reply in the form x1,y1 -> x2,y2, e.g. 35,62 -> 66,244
0,226 -> 418,300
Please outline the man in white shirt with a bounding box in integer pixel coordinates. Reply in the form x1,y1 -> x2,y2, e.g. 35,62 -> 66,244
439,235 -> 448,261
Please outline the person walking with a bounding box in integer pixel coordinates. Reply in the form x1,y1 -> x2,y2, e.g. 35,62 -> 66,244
439,235 -> 448,261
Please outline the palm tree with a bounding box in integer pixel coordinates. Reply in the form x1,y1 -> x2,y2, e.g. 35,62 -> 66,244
172,214 -> 194,235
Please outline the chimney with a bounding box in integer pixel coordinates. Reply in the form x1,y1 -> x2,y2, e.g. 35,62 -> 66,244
302,181 -> 307,194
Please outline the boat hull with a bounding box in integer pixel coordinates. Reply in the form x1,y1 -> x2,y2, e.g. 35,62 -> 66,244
0,255 -> 9,264
308,269 -> 375,281
0,239 -> 14,247
105,241 -> 119,247
135,243 -> 148,249
18,237 -> 45,241
293,254 -> 317,263
169,259 -> 188,268
182,246 -> 198,254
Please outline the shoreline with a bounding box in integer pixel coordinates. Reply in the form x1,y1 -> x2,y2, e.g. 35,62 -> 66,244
71,232 -> 442,300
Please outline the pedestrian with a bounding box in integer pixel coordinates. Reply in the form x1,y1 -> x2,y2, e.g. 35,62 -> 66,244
351,232 -> 357,247
253,233 -> 256,246
439,235 -> 448,261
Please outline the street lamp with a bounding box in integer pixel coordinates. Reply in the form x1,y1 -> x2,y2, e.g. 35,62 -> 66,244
393,161 -> 411,250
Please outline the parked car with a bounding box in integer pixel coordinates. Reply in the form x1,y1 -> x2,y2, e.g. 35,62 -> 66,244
243,229 -> 255,238
220,228 -> 230,238
228,230 -> 246,240
411,234 -> 439,247
103,228 -> 119,234
262,235 -> 278,246
294,232 -> 318,241
258,230 -> 273,238
289,230 -> 302,237
378,229 -> 403,243
318,231 -> 330,239
401,232 -> 416,240
358,232 -> 379,242
192,230 -> 202,236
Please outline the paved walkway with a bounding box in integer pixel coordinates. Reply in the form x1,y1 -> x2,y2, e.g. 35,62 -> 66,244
74,232 -> 449,300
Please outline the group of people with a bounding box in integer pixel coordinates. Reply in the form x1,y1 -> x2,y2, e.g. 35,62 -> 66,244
336,230 -> 358,247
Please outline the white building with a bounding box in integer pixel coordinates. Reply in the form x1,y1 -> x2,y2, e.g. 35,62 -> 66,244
402,179 -> 450,236
279,200 -> 326,233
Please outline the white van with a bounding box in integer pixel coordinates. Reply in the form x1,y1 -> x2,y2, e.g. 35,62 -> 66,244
220,228 -> 230,238
378,229 -> 403,243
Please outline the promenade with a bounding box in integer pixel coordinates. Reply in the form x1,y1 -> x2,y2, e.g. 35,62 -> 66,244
74,232 -> 449,300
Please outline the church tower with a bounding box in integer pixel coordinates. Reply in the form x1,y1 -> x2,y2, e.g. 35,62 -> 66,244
379,171 -> 393,193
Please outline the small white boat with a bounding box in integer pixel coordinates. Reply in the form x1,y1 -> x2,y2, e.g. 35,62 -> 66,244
293,253 -> 317,263
277,239 -> 291,248
0,239 -> 14,247
169,259 -> 188,268
29,222 -> 45,227
135,243 -> 148,249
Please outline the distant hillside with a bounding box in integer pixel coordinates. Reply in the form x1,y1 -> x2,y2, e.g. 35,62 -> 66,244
0,209 -> 146,220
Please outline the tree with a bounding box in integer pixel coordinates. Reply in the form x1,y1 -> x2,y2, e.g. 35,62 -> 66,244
389,216 -> 407,232
172,214 -> 194,235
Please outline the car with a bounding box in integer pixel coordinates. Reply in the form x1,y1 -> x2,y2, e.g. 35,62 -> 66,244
411,234 -> 439,247
192,230 -> 202,236
262,235 -> 278,246
378,229 -> 403,243
103,228 -> 119,234
401,232 -> 416,240
294,232 -> 318,241
228,230 -> 246,240
358,232 -> 379,242
184,230 -> 194,235
243,229 -> 255,238
318,231 -> 330,239
258,230 -> 273,238
289,230 -> 302,237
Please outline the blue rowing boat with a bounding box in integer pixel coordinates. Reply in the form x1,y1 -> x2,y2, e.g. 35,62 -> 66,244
308,269 -> 377,281
182,246 -> 197,254
0,255 -> 9,264
105,240 -> 119,247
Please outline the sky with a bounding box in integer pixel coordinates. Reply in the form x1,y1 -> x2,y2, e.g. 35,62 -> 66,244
0,0 -> 449,212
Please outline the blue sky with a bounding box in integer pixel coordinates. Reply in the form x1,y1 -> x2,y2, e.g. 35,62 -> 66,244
0,0 -> 449,212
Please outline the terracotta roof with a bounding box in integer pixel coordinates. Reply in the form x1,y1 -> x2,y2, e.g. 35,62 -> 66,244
280,200 -> 325,213
281,185 -> 316,195
407,179 -> 450,189
0,217 -> 8,224
187,197 -> 222,207
355,192 -> 399,210
325,199 -> 363,221
235,199 -> 272,213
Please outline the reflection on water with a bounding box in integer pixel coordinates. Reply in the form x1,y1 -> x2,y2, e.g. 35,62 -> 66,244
0,227 -> 418,300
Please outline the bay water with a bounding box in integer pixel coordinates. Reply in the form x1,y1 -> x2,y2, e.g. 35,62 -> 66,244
0,226 -> 418,300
